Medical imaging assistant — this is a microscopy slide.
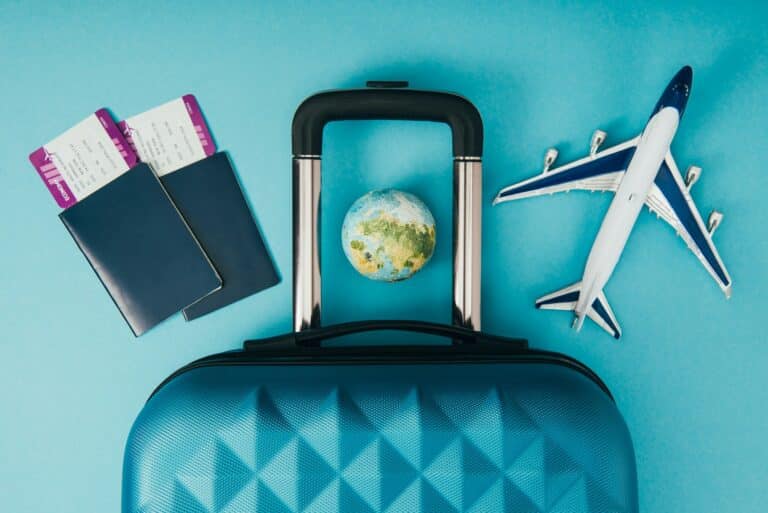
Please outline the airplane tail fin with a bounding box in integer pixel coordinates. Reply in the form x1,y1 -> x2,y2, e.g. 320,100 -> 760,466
535,282 -> 622,339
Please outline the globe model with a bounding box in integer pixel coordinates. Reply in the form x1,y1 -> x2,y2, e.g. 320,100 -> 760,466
341,189 -> 436,281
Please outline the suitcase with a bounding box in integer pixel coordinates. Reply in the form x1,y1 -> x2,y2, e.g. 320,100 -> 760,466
123,83 -> 638,513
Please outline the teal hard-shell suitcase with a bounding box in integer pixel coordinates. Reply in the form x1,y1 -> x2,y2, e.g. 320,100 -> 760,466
122,84 -> 638,512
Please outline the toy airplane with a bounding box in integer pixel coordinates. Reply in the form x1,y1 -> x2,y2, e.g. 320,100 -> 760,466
493,66 -> 731,339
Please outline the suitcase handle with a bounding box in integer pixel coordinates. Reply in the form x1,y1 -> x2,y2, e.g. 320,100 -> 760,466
292,84 -> 483,157
292,82 -> 484,332
245,320 -> 527,350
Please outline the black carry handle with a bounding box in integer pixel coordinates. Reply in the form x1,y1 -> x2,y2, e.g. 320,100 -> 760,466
245,320 -> 527,352
292,83 -> 484,157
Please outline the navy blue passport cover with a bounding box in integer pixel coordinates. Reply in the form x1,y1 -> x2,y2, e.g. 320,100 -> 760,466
161,152 -> 279,320
60,164 -> 222,336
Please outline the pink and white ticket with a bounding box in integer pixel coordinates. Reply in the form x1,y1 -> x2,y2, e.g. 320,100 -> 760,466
29,109 -> 137,209
118,95 -> 216,177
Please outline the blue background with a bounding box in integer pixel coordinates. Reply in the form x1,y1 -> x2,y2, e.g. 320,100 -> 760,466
0,1 -> 765,511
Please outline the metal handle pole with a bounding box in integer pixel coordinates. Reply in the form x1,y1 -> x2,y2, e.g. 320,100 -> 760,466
453,158 -> 482,331
293,157 -> 321,332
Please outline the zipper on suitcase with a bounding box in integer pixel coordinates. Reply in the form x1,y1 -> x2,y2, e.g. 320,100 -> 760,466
149,344 -> 613,402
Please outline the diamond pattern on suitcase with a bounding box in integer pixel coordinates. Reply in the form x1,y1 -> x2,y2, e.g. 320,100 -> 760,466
124,365 -> 636,513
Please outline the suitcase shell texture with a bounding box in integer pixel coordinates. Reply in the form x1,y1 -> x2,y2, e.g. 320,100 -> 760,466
123,85 -> 638,512
124,355 -> 637,512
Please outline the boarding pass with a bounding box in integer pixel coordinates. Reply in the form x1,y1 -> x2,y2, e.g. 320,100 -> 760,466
119,95 -> 215,177
29,109 -> 137,209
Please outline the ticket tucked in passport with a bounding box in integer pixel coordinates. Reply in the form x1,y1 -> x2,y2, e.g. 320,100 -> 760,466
29,109 -> 137,209
119,95 -> 216,177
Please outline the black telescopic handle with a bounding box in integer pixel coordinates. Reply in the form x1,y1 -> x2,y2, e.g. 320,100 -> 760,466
291,87 -> 484,157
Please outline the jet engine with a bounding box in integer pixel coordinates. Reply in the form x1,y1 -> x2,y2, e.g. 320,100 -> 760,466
708,210 -> 723,235
685,165 -> 701,189
542,148 -> 558,173
590,130 -> 607,156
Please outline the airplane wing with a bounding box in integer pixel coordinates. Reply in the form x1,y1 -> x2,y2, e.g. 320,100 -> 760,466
644,152 -> 732,297
493,136 -> 640,203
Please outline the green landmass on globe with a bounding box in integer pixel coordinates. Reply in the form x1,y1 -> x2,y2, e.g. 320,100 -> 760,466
342,189 -> 436,281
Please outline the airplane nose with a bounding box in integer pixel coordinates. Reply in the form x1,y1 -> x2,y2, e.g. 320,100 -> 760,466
676,65 -> 693,91
671,65 -> 692,109
651,65 -> 693,119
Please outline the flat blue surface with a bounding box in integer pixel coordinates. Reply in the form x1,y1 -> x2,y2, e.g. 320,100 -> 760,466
0,1 -> 765,511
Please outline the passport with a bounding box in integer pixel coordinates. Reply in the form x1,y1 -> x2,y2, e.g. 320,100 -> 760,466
60,164 -> 222,336
160,152 -> 280,320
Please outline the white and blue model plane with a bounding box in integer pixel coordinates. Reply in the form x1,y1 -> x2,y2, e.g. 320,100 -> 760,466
493,66 -> 731,339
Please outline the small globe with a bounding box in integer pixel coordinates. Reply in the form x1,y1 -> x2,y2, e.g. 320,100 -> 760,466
341,189 -> 436,282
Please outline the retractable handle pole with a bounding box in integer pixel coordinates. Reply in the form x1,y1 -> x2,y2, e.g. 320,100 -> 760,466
291,82 -> 484,332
